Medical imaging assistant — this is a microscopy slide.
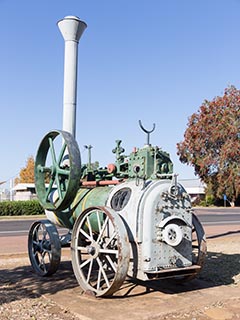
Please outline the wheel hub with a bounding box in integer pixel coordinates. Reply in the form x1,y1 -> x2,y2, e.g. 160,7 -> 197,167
87,245 -> 96,255
86,242 -> 99,258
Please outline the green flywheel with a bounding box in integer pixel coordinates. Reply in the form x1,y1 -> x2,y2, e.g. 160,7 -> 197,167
35,130 -> 81,211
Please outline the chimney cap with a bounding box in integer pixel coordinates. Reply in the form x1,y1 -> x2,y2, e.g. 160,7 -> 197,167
57,15 -> 87,42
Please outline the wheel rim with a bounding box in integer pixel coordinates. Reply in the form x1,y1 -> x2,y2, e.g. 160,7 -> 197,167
192,213 -> 207,269
71,206 -> 130,297
35,130 -> 81,211
28,220 -> 61,276
168,213 -> 207,283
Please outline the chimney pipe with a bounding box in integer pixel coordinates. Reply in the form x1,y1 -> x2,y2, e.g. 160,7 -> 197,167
57,16 -> 87,138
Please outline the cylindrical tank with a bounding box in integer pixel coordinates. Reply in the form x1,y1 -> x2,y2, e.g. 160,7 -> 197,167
45,186 -> 111,229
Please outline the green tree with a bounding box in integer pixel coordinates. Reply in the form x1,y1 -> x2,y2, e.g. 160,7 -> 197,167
15,156 -> 35,185
177,86 -> 240,205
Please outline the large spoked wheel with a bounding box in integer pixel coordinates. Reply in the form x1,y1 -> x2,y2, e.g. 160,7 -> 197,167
71,206 -> 130,297
35,130 -> 81,211
28,220 -> 61,276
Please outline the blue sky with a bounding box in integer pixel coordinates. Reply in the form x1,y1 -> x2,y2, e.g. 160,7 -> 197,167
1,0 -> 240,187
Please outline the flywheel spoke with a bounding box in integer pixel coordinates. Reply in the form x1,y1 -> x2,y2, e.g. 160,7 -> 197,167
58,142 -> 67,166
49,137 -> 57,166
45,178 -> 55,202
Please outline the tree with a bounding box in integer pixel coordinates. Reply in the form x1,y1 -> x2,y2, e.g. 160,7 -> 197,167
177,86 -> 240,205
15,156 -> 35,185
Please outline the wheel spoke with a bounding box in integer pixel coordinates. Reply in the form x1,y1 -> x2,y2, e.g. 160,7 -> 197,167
97,267 -> 101,290
79,227 -> 93,242
42,228 -> 47,241
104,231 -> 117,248
105,255 -> 117,272
58,143 -> 67,166
96,257 -> 110,288
57,168 -> 70,176
86,259 -> 94,283
96,215 -> 109,243
80,257 -> 92,269
99,248 -> 118,256
48,138 -> 64,200
97,211 -> 102,234
76,246 -> 88,253
33,228 -> 39,242
32,240 -> 39,247
49,138 -> 57,166
55,174 -> 63,200
86,216 -> 93,239
45,178 -> 55,202
40,254 -> 47,273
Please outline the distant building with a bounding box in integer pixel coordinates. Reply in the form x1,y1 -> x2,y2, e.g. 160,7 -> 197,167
179,178 -> 206,203
12,183 -> 37,201
0,188 -> 10,201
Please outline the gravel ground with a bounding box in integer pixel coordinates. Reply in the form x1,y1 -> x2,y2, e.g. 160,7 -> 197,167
0,254 -> 80,320
0,235 -> 240,320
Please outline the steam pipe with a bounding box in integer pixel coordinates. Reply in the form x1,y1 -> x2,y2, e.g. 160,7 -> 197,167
57,16 -> 87,138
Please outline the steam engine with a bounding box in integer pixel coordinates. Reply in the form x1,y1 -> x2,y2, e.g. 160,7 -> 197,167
29,124 -> 206,297
28,15 -> 206,297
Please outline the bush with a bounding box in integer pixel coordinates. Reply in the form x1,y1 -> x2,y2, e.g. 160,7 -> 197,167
0,200 -> 44,216
198,194 -> 215,207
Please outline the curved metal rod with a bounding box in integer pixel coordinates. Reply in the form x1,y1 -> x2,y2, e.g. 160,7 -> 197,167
139,120 -> 156,145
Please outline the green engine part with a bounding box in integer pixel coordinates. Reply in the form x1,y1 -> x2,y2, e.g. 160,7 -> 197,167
113,141 -> 173,180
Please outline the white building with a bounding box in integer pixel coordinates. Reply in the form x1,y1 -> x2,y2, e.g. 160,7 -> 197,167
12,183 -> 37,201
179,179 -> 206,203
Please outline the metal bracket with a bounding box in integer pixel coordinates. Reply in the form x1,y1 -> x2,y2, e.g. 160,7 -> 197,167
139,120 -> 156,145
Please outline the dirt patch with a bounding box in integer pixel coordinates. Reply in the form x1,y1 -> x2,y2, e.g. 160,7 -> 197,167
0,236 -> 240,320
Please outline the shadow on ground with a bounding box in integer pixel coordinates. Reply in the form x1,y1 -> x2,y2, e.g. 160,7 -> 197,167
0,261 -> 79,305
0,244 -> 239,303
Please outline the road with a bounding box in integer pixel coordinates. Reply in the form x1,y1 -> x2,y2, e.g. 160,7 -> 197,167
0,207 -> 239,237
0,218 -> 67,237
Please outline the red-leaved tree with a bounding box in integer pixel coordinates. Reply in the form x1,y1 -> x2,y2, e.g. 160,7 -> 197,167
177,86 -> 240,205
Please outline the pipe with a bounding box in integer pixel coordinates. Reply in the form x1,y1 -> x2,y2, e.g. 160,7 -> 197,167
57,16 -> 87,138
81,180 -> 122,187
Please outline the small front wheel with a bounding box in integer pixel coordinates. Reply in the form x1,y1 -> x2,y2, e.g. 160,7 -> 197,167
71,206 -> 130,297
28,220 -> 61,276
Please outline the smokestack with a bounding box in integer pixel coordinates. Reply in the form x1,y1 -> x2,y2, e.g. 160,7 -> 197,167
57,16 -> 87,138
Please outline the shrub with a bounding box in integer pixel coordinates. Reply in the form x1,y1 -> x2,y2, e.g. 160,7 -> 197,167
0,200 -> 44,216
